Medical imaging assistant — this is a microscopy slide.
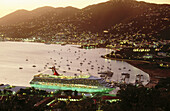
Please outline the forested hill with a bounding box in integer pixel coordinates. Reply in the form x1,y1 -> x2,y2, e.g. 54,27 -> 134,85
0,0 -> 169,40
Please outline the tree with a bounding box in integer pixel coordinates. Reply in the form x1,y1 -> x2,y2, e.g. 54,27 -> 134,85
155,77 -> 170,91
117,84 -> 161,111
155,77 -> 170,111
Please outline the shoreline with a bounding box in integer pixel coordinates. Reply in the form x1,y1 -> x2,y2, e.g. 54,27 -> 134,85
103,56 -> 170,87
1,41 -> 169,87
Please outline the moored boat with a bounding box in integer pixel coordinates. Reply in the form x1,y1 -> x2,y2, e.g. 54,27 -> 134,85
30,66 -> 114,93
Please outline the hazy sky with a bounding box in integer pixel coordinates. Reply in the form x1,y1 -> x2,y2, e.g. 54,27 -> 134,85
0,0 -> 170,18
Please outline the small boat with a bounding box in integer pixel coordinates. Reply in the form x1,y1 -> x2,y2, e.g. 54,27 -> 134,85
19,67 -> 23,69
98,71 -> 114,77
45,43 -> 51,45
63,71 -> 66,73
61,43 -> 66,46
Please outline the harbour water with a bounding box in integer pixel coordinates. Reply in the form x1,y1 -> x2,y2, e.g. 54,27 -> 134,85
0,41 -> 150,86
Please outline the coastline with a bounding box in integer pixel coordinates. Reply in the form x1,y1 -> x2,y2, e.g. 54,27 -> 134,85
103,56 -> 170,87
1,41 -> 167,88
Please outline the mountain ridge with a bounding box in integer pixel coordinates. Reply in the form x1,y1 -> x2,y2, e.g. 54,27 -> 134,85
0,6 -> 80,25
0,0 -> 169,40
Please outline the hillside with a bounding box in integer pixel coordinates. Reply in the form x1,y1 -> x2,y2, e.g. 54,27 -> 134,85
0,6 -> 79,26
0,7 -> 56,25
0,0 -> 169,40
72,0 -> 150,31
0,6 -> 79,38
108,3 -> 170,40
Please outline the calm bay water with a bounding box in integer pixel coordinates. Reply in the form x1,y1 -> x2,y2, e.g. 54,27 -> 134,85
0,41 -> 149,86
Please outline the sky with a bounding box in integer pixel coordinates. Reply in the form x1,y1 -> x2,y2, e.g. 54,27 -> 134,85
0,0 -> 170,18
